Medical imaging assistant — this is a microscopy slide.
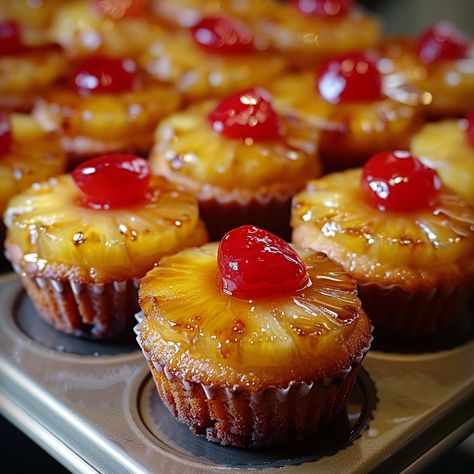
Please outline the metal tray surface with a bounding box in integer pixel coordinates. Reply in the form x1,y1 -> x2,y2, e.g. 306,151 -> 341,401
0,273 -> 473,473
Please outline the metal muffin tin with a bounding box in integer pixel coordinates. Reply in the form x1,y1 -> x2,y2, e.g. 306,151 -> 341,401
0,272 -> 473,473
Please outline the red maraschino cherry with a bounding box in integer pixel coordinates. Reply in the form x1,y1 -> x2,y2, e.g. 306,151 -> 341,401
0,110 -> 12,157
293,0 -> 353,18
218,225 -> 309,299
316,53 -> 383,104
362,151 -> 442,212
90,0 -> 145,19
208,88 -> 280,140
0,21 -> 25,56
190,16 -> 256,55
70,56 -> 136,95
72,154 -> 150,209
466,109 -> 474,148
416,23 -> 469,64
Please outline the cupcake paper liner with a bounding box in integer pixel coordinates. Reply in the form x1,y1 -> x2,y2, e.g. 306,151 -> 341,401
16,268 -> 141,339
358,280 -> 473,342
134,312 -> 372,448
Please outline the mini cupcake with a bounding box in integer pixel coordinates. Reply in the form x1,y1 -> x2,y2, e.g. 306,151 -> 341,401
150,87 -> 322,240
292,151 -> 474,341
0,110 -> 66,264
137,225 -> 372,447
0,20 -> 68,111
411,110 -> 474,203
140,15 -> 286,102
50,0 -> 164,59
34,55 -> 181,164
152,0 -> 380,66
375,23 -> 474,118
4,154 -> 208,339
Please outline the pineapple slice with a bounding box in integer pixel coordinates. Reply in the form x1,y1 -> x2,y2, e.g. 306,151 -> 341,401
150,101 -> 321,199
140,30 -> 286,101
411,120 -> 474,203
139,244 -> 371,390
0,46 -> 68,111
0,114 -> 66,215
50,1 -> 164,58
272,72 -> 422,163
5,175 -> 207,283
34,75 -> 181,157
292,169 -> 474,288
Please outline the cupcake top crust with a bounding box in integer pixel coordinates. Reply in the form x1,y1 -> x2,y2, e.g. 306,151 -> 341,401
139,227 -> 371,391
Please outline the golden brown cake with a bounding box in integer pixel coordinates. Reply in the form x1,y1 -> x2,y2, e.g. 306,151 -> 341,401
138,225 -> 372,447
411,116 -> 474,203
50,0 -> 164,59
4,154 -> 207,339
150,88 -> 322,240
34,55 -> 181,163
375,23 -> 474,118
140,15 -> 286,102
292,151 -> 474,341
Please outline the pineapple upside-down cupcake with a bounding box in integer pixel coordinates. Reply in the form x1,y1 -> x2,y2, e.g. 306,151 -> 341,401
411,111 -> 474,203
152,0 -> 380,66
150,87 -> 322,240
140,15 -> 286,102
34,55 -> 181,164
374,22 -> 474,118
0,20 -> 68,111
272,53 -> 426,171
4,154 -> 208,339
137,225 -> 372,447
50,0 -> 164,59
0,110 -> 66,266
292,151 -> 474,341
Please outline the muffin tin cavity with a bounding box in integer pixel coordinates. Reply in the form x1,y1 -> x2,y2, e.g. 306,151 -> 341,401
137,369 -> 377,469
14,291 -> 138,357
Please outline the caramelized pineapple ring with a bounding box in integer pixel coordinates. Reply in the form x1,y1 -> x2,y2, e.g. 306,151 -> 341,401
411,120 -> 474,203
292,169 -> 474,288
34,77 -> 181,155
140,32 -> 286,101
5,175 -> 207,283
273,73 -> 422,158
139,244 -> 371,390
151,102 -> 321,199
50,1 -> 164,58
0,114 -> 66,214
377,39 -> 474,116
0,47 -> 68,110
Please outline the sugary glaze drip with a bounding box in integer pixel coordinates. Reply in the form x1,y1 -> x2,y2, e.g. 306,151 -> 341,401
139,243 -> 370,389
33,75 -> 180,144
0,113 -> 66,214
411,119 -> 474,203
4,175 -> 207,283
292,169 -> 474,284
50,0 -> 164,58
140,29 -> 285,100
151,101 -> 321,196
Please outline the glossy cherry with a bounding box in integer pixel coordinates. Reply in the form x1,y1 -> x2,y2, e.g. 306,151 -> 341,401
72,155 -> 150,209
362,151 -> 442,212
292,0 -> 353,18
416,23 -> 469,64
190,16 -> 255,55
90,0 -> 145,19
467,110 -> 474,148
218,225 -> 309,299
208,88 -> 280,140
0,110 -> 12,157
70,56 -> 136,95
316,53 -> 383,104
0,21 -> 25,56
